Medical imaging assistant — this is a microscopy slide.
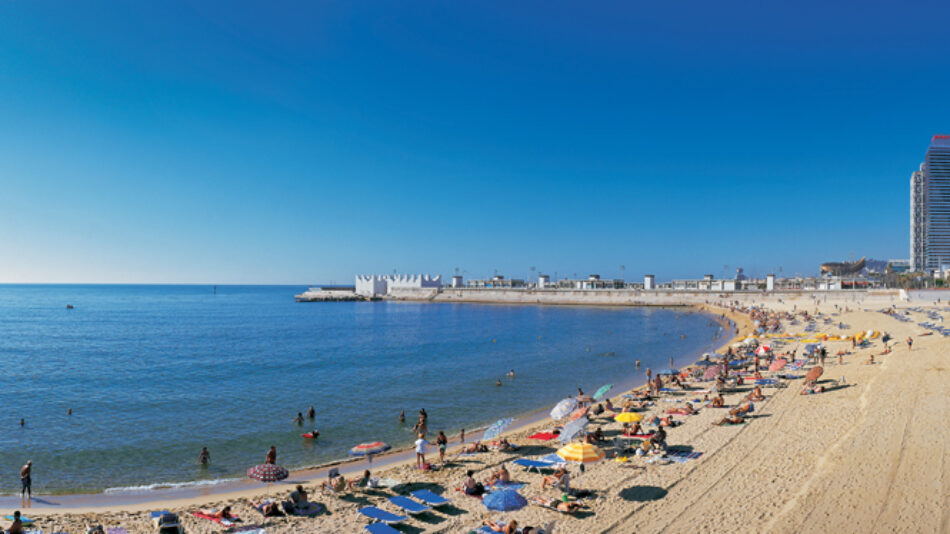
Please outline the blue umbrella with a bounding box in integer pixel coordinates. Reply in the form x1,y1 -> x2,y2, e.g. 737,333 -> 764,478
656,368 -> 679,375
592,384 -> 613,400
482,418 -> 515,441
558,416 -> 589,443
483,489 -> 527,511
550,398 -> 578,420
694,360 -> 718,367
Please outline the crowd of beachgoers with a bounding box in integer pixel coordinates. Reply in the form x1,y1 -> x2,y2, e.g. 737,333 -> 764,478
7,294 -> 947,534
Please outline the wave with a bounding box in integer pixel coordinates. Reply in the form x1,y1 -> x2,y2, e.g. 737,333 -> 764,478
103,477 -> 240,494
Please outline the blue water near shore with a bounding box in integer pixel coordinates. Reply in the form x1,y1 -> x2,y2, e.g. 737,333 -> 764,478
0,285 -> 724,494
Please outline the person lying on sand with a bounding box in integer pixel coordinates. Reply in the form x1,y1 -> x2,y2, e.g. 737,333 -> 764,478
482,518 -> 518,534
199,506 -> 235,520
800,383 -> 825,395
253,500 -> 283,517
666,403 -> 696,416
866,354 -> 875,364
541,466 -> 570,491
532,495 -> 583,512
464,441 -> 488,453
715,414 -> 745,425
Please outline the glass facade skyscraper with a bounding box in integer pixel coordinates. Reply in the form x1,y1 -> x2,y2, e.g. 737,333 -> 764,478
912,135 -> 950,272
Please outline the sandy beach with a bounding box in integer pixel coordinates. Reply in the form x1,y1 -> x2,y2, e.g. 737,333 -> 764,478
8,294 -> 950,534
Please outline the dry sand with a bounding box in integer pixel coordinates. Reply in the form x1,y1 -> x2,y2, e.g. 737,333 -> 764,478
9,296 -> 950,534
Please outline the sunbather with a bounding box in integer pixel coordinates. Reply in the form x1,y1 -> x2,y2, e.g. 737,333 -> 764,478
350,469 -> 373,489
254,500 -> 283,517
715,414 -> 745,425
622,422 -> 643,436
464,441 -> 488,453
711,395 -> 725,407
7,511 -> 23,534
199,506 -> 235,520
322,471 -> 346,492
747,387 -> 765,402
532,495 -> 583,512
541,466 -> 569,491
482,518 -> 518,533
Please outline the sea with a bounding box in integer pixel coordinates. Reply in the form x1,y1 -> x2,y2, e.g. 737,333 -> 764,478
0,284 -> 724,495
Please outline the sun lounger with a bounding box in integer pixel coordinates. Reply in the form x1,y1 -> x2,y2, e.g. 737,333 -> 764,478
358,507 -> 408,524
388,495 -> 430,515
513,458 -> 555,473
150,510 -> 184,533
365,523 -> 402,534
411,489 -> 451,506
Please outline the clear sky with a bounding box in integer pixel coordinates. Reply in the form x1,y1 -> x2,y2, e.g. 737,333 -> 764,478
1,1 -> 949,284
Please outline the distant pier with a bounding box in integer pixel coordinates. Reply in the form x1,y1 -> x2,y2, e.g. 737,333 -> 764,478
295,286 -> 371,302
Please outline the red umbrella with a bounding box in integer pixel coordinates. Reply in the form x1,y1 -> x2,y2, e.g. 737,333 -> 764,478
756,345 -> 771,355
768,358 -> 787,372
805,365 -> 824,382
247,464 -> 289,495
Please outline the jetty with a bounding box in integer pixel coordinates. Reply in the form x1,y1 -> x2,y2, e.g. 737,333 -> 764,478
294,286 -> 368,302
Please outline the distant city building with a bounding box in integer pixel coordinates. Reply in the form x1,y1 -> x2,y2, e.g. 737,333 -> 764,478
355,274 -> 442,296
643,274 -> 655,290
467,275 -> 526,288
538,274 -> 551,288
911,135 -> 950,272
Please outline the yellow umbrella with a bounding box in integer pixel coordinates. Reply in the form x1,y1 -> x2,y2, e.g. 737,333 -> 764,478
614,412 -> 643,423
557,442 -> 605,464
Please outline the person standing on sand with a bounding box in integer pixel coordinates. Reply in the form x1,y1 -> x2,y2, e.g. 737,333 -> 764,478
20,461 -> 31,502
460,428 -> 465,443
414,433 -> 429,467
436,430 -> 448,463
906,337 -> 913,350
265,446 -> 277,464
198,447 -> 210,466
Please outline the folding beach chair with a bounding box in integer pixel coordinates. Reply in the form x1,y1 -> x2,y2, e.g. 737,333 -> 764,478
388,495 -> 430,515
150,510 -> 184,534
358,507 -> 408,524
410,489 -> 451,507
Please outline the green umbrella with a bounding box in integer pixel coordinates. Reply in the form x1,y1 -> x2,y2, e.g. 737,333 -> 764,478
592,384 -> 613,400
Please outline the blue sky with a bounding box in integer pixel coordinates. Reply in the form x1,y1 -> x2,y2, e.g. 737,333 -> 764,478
1,1 -> 948,284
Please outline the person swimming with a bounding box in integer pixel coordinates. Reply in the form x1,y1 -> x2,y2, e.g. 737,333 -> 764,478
293,412 -> 304,425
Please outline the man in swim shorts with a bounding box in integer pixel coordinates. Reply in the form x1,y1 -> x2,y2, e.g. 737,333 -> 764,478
20,461 -> 31,501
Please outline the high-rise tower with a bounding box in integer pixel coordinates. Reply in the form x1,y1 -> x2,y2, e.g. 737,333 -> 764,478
913,135 -> 950,272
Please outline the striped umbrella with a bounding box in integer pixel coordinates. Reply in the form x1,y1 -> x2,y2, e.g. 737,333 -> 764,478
482,418 -> 515,441
557,442 -> 605,464
614,412 -> 642,423
349,441 -> 391,464
593,384 -> 613,400
550,398 -> 578,420
247,463 -> 289,483
569,406 -> 589,421
247,463 -> 288,495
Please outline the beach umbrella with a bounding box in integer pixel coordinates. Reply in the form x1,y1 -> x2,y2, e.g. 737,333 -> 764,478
482,489 -> 527,511
482,418 -> 515,441
805,365 -> 824,383
550,398 -> 578,420
592,384 -> 613,400
569,406 -> 589,421
694,360 -> 718,367
614,412 -> 642,423
247,463 -> 288,495
703,365 -> 722,380
558,416 -> 589,443
755,345 -> 771,355
656,368 -> 679,376
349,441 -> 391,464
768,358 -> 787,372
557,442 -> 605,464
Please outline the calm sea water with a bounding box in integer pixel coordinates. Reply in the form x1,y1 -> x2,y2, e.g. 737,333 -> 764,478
0,285 -> 722,494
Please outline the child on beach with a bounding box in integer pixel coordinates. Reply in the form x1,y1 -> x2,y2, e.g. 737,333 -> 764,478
436,430 -> 448,463
414,433 -> 429,467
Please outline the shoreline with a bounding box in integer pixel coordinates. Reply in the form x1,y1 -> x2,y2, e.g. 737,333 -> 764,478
4,302 -> 737,513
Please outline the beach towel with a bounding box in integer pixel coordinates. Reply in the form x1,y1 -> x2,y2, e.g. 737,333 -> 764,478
626,433 -> 655,439
718,420 -> 747,426
6,515 -> 34,525
528,432 -> 558,441
665,450 -> 704,462
192,512 -> 240,527
486,481 -> 526,491
291,502 -> 323,516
